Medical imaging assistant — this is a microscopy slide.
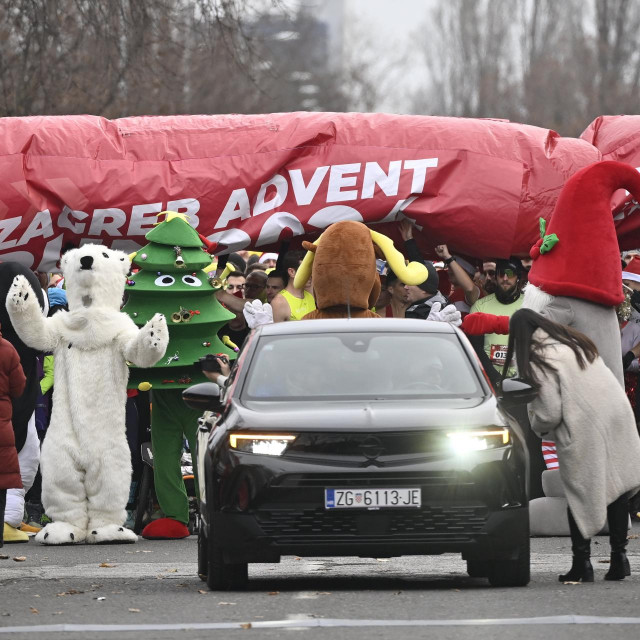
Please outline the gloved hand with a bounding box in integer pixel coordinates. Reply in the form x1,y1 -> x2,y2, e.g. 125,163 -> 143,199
461,312 -> 510,335
243,299 -> 274,328
426,302 -> 462,327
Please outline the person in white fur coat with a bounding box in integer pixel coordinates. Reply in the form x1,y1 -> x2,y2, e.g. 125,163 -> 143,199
503,308 -> 640,582
462,161 -> 640,526
5,245 -> 169,545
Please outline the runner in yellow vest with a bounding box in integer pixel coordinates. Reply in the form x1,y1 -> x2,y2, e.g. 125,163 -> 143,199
271,251 -> 316,322
279,289 -> 316,321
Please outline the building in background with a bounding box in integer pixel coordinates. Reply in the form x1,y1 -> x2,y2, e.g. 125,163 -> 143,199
251,0 -> 346,111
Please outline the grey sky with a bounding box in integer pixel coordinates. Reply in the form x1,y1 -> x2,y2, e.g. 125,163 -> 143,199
347,0 -> 434,112
289,0 -> 435,112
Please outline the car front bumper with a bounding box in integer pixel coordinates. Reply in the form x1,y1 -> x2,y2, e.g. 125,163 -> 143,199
204,447 -> 528,563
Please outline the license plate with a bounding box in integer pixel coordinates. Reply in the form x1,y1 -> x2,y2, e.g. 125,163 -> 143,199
325,488 -> 421,509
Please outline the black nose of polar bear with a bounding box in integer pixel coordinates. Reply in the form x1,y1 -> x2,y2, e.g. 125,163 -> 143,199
80,255 -> 94,270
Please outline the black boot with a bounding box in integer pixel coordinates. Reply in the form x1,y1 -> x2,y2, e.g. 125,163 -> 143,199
605,496 -> 631,580
559,508 -> 594,582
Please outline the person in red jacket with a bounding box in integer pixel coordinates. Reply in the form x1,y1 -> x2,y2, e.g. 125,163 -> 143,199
0,324 -> 27,547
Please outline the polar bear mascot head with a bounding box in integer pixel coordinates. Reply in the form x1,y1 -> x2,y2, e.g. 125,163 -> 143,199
61,244 -> 131,314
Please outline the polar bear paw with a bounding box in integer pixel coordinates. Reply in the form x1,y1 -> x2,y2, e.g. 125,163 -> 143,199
6,274 -> 37,314
35,522 -> 86,545
86,524 -> 138,545
143,313 -> 169,352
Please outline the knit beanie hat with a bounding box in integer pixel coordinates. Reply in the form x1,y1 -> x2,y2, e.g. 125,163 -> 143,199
387,261 -> 439,294
418,261 -> 440,294
496,257 -> 524,277
528,161 -> 640,307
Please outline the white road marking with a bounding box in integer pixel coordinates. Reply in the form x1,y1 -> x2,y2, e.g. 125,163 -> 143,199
0,562 -> 195,580
3,615 -> 640,633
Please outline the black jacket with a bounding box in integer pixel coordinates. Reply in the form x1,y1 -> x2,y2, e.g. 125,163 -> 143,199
0,263 -> 45,451
405,291 -> 450,320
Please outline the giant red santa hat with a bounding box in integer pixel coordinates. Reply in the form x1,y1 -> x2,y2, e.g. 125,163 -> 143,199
528,161 -> 640,306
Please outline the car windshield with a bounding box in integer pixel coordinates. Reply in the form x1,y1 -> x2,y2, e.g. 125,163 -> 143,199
242,331 -> 483,401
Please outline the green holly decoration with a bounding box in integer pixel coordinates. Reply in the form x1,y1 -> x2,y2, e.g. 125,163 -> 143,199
122,212 -> 236,390
538,217 -> 559,254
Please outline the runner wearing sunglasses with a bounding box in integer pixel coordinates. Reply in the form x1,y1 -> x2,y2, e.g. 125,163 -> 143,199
467,258 -> 525,378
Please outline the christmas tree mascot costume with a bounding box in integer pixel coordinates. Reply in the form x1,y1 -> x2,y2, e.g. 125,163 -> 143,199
6,245 -> 169,545
123,212 -> 236,539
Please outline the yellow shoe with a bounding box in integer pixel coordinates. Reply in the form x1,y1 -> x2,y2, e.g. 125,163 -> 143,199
3,523 -> 29,543
19,522 -> 41,534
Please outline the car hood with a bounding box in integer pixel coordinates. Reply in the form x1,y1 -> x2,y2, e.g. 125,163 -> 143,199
232,396 -> 504,431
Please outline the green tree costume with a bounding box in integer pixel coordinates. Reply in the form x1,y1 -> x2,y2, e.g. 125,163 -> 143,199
123,212 -> 235,533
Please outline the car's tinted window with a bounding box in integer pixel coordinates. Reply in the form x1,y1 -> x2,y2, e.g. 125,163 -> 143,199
242,332 -> 482,400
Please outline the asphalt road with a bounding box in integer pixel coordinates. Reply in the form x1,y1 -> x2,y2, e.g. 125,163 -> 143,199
2,524 -> 640,640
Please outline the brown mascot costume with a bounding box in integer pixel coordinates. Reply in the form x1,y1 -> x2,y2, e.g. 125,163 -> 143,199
292,220 -> 429,319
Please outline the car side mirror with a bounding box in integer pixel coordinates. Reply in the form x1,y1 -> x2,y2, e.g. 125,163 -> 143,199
498,378 -> 537,407
182,382 -> 223,413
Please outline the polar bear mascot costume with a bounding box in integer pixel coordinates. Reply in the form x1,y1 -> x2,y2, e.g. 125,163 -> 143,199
5,245 -> 169,545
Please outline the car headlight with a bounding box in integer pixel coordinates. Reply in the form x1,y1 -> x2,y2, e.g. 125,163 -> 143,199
229,433 -> 296,456
446,428 -> 510,454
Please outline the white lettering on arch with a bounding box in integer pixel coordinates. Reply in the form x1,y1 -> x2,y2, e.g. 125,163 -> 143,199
207,227 -> 251,255
58,206 -> 88,234
0,216 -> 22,250
361,161 -> 402,199
403,158 -> 438,194
128,203 -> 162,236
167,198 -> 201,227
256,212 -> 305,247
308,206 -> 363,229
326,163 -> 360,203
289,166 -> 329,205
18,209 -> 54,246
254,174 -> 289,216
89,208 -> 126,236
215,189 -> 251,229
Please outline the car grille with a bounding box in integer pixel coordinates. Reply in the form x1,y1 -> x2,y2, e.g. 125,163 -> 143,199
284,432 -> 454,462
254,505 -> 489,544
274,472 -> 473,487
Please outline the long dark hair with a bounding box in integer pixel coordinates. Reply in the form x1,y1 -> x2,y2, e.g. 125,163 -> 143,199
502,308 -> 598,388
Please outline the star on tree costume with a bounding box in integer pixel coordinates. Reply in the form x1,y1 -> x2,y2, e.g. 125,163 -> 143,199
123,212 -> 236,538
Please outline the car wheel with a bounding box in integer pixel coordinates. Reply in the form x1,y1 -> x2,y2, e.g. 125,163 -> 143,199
205,514 -> 249,591
197,525 -> 208,582
466,559 -> 490,578
487,539 -> 530,587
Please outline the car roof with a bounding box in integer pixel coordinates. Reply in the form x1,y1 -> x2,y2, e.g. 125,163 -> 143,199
255,318 -> 458,337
